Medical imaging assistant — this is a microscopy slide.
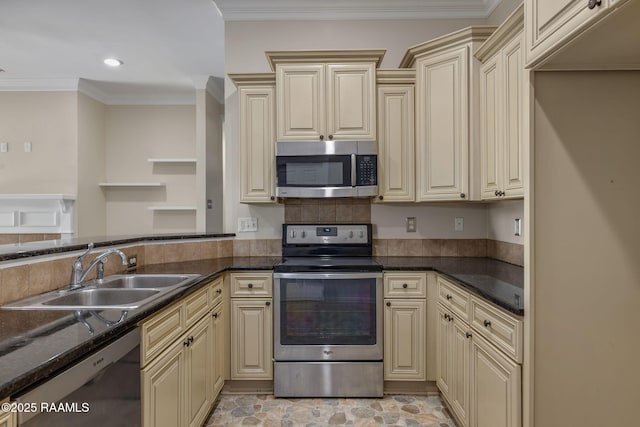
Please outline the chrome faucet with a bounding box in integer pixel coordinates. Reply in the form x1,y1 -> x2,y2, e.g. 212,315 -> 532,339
70,243 -> 128,289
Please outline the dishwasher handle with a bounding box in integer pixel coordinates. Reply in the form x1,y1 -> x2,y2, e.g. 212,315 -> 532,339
15,327 -> 140,424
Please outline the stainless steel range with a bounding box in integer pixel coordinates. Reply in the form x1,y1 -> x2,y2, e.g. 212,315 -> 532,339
273,223 -> 383,397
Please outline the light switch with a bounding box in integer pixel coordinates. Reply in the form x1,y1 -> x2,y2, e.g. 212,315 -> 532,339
237,217 -> 258,232
515,218 -> 523,236
24,142 -> 32,152
454,217 -> 464,232
0,142 -> 7,153
406,217 -> 416,232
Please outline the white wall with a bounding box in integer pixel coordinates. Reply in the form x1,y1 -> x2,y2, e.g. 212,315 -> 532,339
76,92 -> 107,236
0,91 -> 78,194
487,0 -> 523,26
104,105 -> 197,235
487,199 -> 524,244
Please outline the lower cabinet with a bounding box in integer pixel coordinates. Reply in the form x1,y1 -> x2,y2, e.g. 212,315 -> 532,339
436,275 -> 522,427
0,409 -> 15,427
230,299 -> 273,379
229,271 -> 273,380
141,276 -> 225,427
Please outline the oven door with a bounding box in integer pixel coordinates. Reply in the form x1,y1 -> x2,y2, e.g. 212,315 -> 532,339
274,272 -> 383,361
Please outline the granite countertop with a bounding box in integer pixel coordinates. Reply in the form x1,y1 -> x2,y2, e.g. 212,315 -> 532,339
0,255 -> 523,399
0,232 -> 236,261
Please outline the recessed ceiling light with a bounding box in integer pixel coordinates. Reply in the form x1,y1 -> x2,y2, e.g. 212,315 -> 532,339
103,58 -> 123,67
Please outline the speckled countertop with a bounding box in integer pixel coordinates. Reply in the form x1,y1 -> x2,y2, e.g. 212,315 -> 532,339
0,255 -> 523,399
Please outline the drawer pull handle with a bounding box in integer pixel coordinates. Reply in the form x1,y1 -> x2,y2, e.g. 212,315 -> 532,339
248,283 -> 254,289
212,313 -> 218,318
587,0 -> 602,9
216,289 -> 222,294
446,294 -> 453,300
265,301 -> 271,306
444,314 -> 449,321
466,332 -> 472,339
483,320 -> 492,328
402,283 -> 408,289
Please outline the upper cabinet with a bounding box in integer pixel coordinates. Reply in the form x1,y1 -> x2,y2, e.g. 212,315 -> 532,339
267,50 -> 385,142
525,0 -> 638,69
476,6 -> 525,200
229,74 -> 277,203
376,69 -> 416,202
401,27 -> 495,202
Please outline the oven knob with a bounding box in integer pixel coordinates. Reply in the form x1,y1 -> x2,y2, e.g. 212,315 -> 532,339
290,230 -> 296,238
349,231 -> 354,238
301,231 -> 306,238
359,230 -> 364,238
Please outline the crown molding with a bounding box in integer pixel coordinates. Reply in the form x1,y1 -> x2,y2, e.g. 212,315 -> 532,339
376,68 -> 417,85
265,49 -> 386,71
228,73 -> 277,86
475,4 -> 524,62
0,78 -> 80,92
206,77 -> 225,103
214,0 -> 503,21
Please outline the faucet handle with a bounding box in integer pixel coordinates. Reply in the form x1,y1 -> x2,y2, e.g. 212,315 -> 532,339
76,243 -> 94,263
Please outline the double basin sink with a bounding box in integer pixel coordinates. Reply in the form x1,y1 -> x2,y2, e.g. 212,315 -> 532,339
2,274 -> 201,311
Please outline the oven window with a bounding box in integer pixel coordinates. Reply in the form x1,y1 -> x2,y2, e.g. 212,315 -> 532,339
276,155 -> 351,187
279,278 -> 377,345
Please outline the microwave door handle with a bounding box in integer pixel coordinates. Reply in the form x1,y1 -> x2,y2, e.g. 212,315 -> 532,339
351,154 -> 357,187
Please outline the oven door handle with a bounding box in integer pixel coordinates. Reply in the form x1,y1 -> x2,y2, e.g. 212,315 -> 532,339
274,272 -> 382,280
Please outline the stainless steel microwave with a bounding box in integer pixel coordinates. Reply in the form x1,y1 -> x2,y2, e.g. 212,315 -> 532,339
275,140 -> 378,198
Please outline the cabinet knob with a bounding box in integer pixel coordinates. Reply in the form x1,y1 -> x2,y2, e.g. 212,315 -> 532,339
460,193 -> 466,199
402,283 -> 408,289
212,313 -> 218,318
216,289 -> 222,294
587,0 -> 602,9
328,135 -> 333,140
386,301 -> 391,307
379,195 -> 384,200
466,332 -> 472,339
483,320 -> 492,328
443,313 -> 449,321
248,283 -> 253,289
265,301 -> 271,306
495,190 -> 499,196
319,135 -> 325,141
270,196 -> 275,201
446,294 -> 453,300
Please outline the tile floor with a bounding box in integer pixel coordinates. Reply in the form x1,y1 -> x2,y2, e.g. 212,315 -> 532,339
205,394 -> 458,427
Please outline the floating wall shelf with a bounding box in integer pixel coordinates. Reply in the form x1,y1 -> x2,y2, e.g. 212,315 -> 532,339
99,182 -> 166,187
147,158 -> 197,164
147,206 -> 197,211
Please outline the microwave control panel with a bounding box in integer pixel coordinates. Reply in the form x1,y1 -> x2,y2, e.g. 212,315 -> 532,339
356,155 -> 377,186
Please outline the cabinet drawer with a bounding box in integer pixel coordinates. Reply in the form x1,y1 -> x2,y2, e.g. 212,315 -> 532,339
141,302 -> 184,366
185,285 -> 210,328
470,296 -> 523,363
208,276 -> 224,308
230,272 -> 273,297
384,272 -> 426,298
437,276 -> 470,321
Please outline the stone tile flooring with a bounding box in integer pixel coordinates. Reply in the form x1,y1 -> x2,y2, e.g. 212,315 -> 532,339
205,394 -> 458,426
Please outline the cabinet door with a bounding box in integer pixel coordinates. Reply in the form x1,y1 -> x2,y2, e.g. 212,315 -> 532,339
0,410 -> 15,427
238,85 -> 276,203
526,0 -> 611,66
470,334 -> 521,427
377,84 -> 415,202
231,299 -> 273,379
384,299 -> 426,381
277,64 -> 325,141
211,302 -> 226,397
416,47 -> 469,201
143,343 -> 185,427
436,305 -> 453,399
502,34 -> 524,198
450,319 -> 472,427
479,54 -> 502,200
185,317 -> 213,427
326,63 -> 376,140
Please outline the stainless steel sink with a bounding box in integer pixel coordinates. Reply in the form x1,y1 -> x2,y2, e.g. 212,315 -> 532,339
92,274 -> 200,289
1,273 -> 201,311
42,288 -> 161,309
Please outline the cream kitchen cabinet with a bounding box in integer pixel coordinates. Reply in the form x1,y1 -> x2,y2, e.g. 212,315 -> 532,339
229,74 -> 276,203
141,276 -> 224,427
375,70 -> 415,202
230,271 -> 273,380
0,407 -> 15,427
401,27 -> 494,202
476,6 -> 524,200
525,0 -> 631,68
383,272 -> 426,381
210,301 -> 226,397
435,275 -> 522,427
267,50 -> 385,142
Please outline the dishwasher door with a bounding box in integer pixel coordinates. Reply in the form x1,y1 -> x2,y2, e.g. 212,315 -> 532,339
16,327 -> 141,427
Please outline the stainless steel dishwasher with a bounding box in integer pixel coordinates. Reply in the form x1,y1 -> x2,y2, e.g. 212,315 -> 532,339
15,327 -> 141,427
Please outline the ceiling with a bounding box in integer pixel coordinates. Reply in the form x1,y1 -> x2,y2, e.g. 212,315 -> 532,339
0,0 -> 500,104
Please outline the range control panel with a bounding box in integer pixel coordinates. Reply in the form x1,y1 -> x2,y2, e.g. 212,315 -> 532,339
284,224 -> 370,245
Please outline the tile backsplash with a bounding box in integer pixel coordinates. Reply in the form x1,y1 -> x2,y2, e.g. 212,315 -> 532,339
284,198 -> 371,224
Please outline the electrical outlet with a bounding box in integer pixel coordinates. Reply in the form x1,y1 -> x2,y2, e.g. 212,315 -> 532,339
406,217 -> 417,232
126,254 -> 137,272
515,218 -> 523,236
454,217 -> 464,232
238,217 -> 258,232
0,142 -> 8,153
